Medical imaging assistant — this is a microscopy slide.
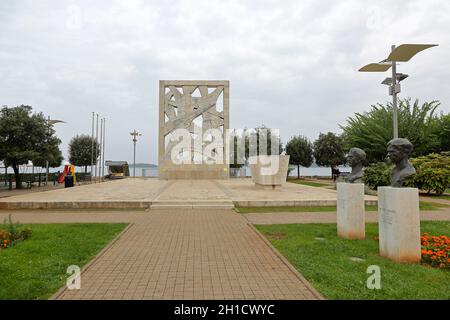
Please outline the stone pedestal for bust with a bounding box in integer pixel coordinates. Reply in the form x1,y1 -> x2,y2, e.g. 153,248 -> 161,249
378,187 -> 421,263
249,155 -> 290,189
337,183 -> 365,240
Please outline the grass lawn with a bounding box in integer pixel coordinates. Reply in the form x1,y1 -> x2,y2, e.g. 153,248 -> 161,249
237,205 -> 376,214
0,223 -> 127,300
420,191 -> 450,201
237,201 -> 445,214
256,222 -> 450,299
287,179 -> 331,188
427,194 -> 450,201
419,201 -> 449,210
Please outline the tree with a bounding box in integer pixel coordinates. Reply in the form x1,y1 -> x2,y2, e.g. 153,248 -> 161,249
32,144 -> 63,168
435,113 -> 450,152
0,105 -> 62,188
68,134 -> 100,173
286,135 -> 313,179
340,99 -> 442,163
228,129 -> 246,169
313,132 -> 346,176
245,125 -> 283,159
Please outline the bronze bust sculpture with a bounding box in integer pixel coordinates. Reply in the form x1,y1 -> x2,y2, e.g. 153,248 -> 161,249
387,138 -> 416,187
346,148 -> 366,183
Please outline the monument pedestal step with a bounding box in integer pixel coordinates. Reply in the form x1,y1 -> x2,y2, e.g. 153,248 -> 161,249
150,200 -> 234,210
0,200 -> 151,210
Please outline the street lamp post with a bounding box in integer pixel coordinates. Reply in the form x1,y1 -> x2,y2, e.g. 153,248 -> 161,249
391,45 -> 398,139
46,117 -> 66,185
359,44 -> 437,139
130,130 -> 142,178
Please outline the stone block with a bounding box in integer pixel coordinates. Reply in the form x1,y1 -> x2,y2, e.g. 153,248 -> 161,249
337,183 -> 365,239
378,187 -> 421,263
249,155 -> 290,188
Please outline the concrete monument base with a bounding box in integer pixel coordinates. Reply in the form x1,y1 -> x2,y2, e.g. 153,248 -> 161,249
250,155 -> 290,189
378,187 -> 421,263
158,163 -> 229,180
337,183 -> 365,239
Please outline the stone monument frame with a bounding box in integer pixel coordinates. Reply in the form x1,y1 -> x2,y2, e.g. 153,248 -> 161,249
158,80 -> 230,179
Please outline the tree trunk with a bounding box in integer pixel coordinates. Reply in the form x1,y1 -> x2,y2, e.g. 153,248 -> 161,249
297,164 -> 300,179
85,166 -> 87,173
13,164 -> 22,189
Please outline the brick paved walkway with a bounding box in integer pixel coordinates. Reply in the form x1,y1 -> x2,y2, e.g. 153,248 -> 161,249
52,209 -> 322,300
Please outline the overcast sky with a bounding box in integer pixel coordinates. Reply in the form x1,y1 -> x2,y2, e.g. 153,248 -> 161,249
1,0 -> 449,165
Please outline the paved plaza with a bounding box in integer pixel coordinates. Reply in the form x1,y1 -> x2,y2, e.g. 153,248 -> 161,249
0,178 -> 377,209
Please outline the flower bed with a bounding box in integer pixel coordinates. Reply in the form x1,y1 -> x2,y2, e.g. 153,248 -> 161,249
0,215 -> 32,250
421,233 -> 450,269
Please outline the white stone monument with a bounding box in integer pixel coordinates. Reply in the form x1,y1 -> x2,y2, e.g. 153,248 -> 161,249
378,187 -> 421,263
158,80 -> 230,179
337,183 -> 365,240
249,155 -> 290,189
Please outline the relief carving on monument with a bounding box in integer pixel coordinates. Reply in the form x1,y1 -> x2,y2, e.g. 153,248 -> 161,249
158,80 -> 229,179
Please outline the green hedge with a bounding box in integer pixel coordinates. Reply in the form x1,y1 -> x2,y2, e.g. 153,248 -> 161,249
406,152 -> 450,195
363,152 -> 450,195
363,162 -> 392,189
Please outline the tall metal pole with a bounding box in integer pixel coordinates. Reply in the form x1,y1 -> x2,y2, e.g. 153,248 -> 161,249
133,138 -> 136,178
99,118 -> 103,179
102,118 -> 106,177
46,116 -> 50,186
95,114 -> 99,181
391,44 -> 398,139
130,130 -> 140,178
91,112 -> 94,180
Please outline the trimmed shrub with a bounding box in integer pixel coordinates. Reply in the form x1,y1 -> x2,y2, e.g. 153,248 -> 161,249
407,152 -> 450,195
363,162 -> 392,189
363,152 -> 450,195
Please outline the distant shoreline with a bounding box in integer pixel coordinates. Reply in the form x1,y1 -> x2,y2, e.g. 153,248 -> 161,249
132,163 -> 158,168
